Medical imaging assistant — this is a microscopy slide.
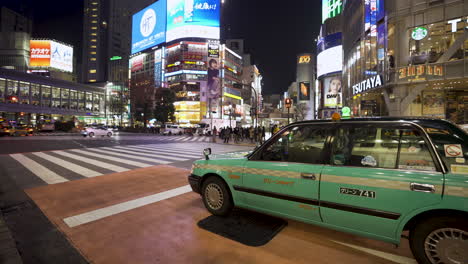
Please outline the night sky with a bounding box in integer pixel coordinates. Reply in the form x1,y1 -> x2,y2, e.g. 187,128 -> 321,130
2,0 -> 322,95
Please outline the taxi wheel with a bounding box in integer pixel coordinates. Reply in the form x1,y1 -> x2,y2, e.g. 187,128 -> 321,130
201,177 -> 233,216
107,132 -> 112,137
88,132 -> 95,137
410,216 -> 468,264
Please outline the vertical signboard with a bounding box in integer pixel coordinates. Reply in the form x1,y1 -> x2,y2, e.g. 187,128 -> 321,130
154,49 -> 163,87
322,0 -> 343,23
131,0 -> 167,54
30,40 -> 51,67
166,0 -> 220,42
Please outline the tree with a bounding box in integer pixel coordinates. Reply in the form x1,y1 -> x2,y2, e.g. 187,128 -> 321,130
154,88 -> 176,124
294,103 -> 310,121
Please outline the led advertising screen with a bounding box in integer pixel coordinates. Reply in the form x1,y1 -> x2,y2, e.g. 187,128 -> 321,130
131,0 -> 167,54
323,76 -> 342,108
30,40 -> 73,72
50,41 -> 73,72
317,45 -> 342,78
166,0 -> 220,42
298,82 -> 310,101
154,49 -> 163,87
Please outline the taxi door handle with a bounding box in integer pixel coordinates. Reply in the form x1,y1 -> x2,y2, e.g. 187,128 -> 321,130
410,183 -> 435,193
301,173 -> 316,180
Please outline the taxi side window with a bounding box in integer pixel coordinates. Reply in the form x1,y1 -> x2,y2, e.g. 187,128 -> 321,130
424,125 -> 468,170
254,126 -> 328,164
331,125 -> 437,171
397,129 -> 437,171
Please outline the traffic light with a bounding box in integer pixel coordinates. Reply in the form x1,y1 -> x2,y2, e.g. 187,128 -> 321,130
284,98 -> 292,108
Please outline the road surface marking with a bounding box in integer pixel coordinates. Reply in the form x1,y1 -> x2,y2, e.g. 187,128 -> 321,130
130,145 -> 201,155
32,152 -> 102,177
52,151 -> 129,172
99,147 -> 187,162
112,146 -> 198,159
85,148 -> 172,164
181,137 -> 192,141
330,240 -> 416,264
10,154 -> 68,184
69,149 -> 151,168
63,185 -> 192,228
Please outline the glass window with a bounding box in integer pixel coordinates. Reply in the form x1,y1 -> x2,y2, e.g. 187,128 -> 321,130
31,84 -> 40,98
0,78 -> 5,102
19,82 -> 29,97
253,126 -> 329,164
42,86 -> 51,99
7,79 -> 18,96
397,129 -> 437,171
52,87 -> 61,99
331,125 -> 399,169
62,89 -> 69,99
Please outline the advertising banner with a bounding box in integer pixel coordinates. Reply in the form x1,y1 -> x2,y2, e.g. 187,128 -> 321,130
131,0 -> 167,54
130,54 -> 145,72
422,91 -> 445,117
298,82 -> 310,101
154,49 -> 163,87
322,0 -> 343,23
30,40 -> 51,67
166,0 -> 220,42
317,45 -> 342,78
323,77 -> 342,108
208,43 -> 220,58
50,41 -> 73,72
207,56 -> 221,99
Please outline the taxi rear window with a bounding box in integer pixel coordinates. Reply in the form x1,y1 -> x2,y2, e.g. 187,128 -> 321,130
423,122 -> 468,172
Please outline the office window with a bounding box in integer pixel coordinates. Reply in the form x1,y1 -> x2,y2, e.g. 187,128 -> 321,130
91,33 -> 97,36
90,58 -> 96,61
91,2 -> 98,5
90,51 -> 97,55
91,27 -> 97,30
91,39 -> 97,42
89,69 -> 97,73
92,14 -> 97,17
91,45 -> 97,48
19,82 -> 29,97
89,79 -> 97,82
91,20 -> 97,24
7,79 -> 18,96
0,78 -> 5,102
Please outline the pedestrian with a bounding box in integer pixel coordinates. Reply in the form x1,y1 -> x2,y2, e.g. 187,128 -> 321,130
224,127 -> 231,143
249,126 -> 254,143
261,126 -> 266,143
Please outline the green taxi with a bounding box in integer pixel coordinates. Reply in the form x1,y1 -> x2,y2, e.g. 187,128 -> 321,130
188,117 -> 468,264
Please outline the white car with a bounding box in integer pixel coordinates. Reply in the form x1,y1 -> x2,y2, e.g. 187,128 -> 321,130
81,126 -> 113,137
459,124 -> 468,133
162,124 -> 183,135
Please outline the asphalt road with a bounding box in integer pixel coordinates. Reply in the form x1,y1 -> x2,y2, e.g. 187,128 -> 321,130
0,133 -> 252,264
0,133 -> 416,264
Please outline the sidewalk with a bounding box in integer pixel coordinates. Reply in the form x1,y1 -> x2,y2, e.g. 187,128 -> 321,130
0,212 -> 22,264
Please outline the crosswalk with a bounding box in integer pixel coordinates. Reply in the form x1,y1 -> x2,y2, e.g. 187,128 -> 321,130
155,136 -> 213,142
5,143 -> 244,187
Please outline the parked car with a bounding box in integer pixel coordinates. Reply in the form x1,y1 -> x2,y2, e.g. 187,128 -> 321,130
81,126 -> 113,137
0,124 -> 33,136
162,124 -> 183,135
189,117 -> 468,264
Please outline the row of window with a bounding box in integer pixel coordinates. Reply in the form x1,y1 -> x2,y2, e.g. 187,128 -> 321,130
0,78 -> 104,112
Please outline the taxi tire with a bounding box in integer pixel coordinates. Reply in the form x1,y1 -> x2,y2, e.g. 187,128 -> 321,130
201,177 -> 233,217
89,132 -> 95,137
410,216 -> 467,264
107,132 -> 112,137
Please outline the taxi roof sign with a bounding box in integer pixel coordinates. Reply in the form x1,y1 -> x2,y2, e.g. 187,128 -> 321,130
331,112 -> 341,121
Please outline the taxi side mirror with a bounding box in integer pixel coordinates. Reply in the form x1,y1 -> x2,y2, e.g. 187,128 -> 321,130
203,148 -> 212,160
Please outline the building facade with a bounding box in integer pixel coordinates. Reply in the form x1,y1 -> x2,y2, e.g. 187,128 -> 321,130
295,53 -> 316,120
0,68 -> 105,125
317,0 -> 343,119
343,0 -> 467,124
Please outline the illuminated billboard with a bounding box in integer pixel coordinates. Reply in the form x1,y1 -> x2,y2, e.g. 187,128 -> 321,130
322,0 -> 343,23
323,76 -> 342,108
317,45 -> 342,78
298,82 -> 310,101
166,0 -> 220,42
30,40 -> 73,72
131,0 -> 167,54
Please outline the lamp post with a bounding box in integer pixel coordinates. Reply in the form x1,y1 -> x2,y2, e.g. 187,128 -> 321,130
285,98 -> 292,124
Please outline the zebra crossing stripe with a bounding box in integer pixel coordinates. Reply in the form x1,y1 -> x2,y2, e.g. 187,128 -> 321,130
197,137 -> 205,142
181,137 -> 191,141
99,147 -> 187,161
10,154 -> 69,184
69,149 -> 151,168
189,137 -> 198,142
132,144 -> 201,153
130,145 -> 201,155
86,148 -> 172,164
112,146 -> 197,158
52,151 -> 129,173
115,146 -> 201,159
32,152 -> 102,178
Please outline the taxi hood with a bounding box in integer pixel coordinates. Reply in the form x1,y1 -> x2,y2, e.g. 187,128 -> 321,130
208,151 -> 252,160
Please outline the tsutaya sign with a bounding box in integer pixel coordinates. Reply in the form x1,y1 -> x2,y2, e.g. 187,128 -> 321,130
352,75 -> 383,95
447,17 -> 468,32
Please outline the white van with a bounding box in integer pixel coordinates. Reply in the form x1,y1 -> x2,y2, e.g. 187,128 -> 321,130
162,124 -> 183,135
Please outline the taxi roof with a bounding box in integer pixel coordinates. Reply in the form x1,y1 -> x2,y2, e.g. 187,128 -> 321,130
292,117 -> 460,129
